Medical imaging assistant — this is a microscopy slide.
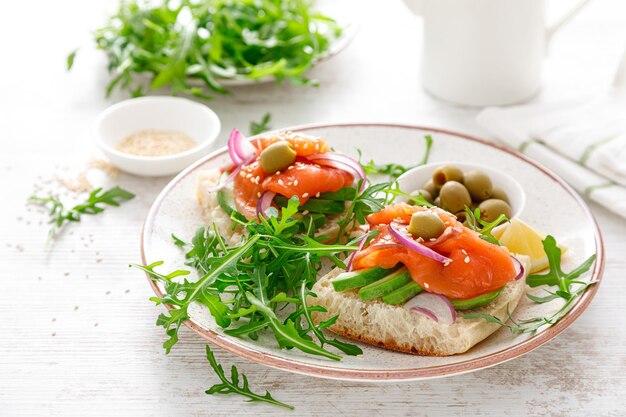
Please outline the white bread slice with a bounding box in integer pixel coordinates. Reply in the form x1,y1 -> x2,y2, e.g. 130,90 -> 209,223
196,168 -> 244,247
309,255 -> 530,356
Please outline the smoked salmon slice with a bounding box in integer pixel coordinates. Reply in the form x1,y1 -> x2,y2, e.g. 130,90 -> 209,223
233,133 -> 353,219
353,203 -> 517,299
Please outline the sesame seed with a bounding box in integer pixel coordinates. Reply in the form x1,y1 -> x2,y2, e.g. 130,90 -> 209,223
429,238 -> 436,241
315,143 -> 320,151
303,143 -> 309,149
255,176 -> 260,183
315,192 -> 320,198
239,171 -> 246,177
302,193 -> 309,198
294,180 -> 299,186
246,173 -> 252,178
302,210 -> 309,215
278,179 -> 284,186
288,166 -> 294,170
276,171 -> 280,174
461,249 -> 468,255
424,282 -> 430,289
257,192 -> 262,198
464,256 -> 470,263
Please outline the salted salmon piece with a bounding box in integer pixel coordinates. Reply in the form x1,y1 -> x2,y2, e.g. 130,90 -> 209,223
233,133 -> 352,219
263,161 -> 352,203
256,133 -> 329,156
353,205 -> 516,299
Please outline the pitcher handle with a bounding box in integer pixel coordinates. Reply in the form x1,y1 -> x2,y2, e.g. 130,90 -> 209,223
546,0 -> 593,42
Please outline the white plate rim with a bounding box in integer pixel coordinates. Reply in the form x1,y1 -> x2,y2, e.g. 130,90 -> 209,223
140,122 -> 605,381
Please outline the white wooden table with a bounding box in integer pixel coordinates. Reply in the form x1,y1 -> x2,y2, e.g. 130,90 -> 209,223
2,1 -> 626,416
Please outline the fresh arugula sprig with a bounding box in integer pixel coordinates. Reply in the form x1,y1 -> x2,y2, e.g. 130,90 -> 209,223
464,235 -> 597,334
134,197 -> 362,359
361,135 -> 433,180
464,207 -> 508,245
205,345 -> 293,410
250,113 -> 272,136
334,181 -> 390,242
526,235 -> 597,301
80,0 -> 341,99
29,186 -> 135,237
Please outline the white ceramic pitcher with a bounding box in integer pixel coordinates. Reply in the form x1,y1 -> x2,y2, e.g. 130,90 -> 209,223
402,0 -> 592,107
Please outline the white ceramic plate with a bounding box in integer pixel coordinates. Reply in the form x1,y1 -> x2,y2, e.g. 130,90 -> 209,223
141,123 -> 604,381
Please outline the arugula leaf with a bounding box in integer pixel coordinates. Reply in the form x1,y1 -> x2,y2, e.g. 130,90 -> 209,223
526,236 -> 597,298
66,49 -> 78,70
29,186 -> 135,237
250,113 -> 272,135
361,135 -> 433,179
205,345 -> 293,410
464,207 -> 508,245
83,0 -> 342,99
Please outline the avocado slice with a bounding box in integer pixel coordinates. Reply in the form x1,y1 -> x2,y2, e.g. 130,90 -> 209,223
332,266 -> 399,292
217,188 -> 246,222
381,282 -> 423,305
449,288 -> 503,311
358,268 -> 412,301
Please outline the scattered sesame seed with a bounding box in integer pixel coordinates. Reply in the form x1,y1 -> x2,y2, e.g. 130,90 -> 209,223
257,192 -> 262,198
278,179 -> 284,186
424,282 -> 430,289
429,238 -> 436,241
302,193 -> 309,198
464,256 -> 470,263
294,180 -> 299,186
303,143 -> 309,150
315,143 -> 320,151
302,210 -> 309,215
461,249 -> 468,255
315,192 -> 320,198
246,173 -> 252,178
288,166 -> 294,170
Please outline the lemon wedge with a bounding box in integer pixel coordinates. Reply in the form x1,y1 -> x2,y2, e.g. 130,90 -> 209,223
494,218 -> 567,274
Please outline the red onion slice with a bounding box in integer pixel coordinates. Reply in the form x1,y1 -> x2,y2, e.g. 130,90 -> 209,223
305,153 -> 367,192
388,222 -> 452,265
256,191 -> 276,218
405,292 -> 457,324
511,255 -> 525,281
228,128 -> 257,166
346,235 -> 368,272
409,307 -> 439,322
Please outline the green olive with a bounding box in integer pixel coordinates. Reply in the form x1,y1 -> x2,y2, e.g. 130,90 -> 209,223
407,211 -> 446,240
433,196 -> 441,207
423,179 -> 438,198
490,186 -> 510,204
439,181 -> 471,213
478,199 -> 512,222
260,141 -> 297,174
432,165 -> 464,189
410,189 -> 433,204
455,210 -> 468,223
463,170 -> 493,202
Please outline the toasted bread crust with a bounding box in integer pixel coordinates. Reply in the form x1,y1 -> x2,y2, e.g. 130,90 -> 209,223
309,257 -> 530,356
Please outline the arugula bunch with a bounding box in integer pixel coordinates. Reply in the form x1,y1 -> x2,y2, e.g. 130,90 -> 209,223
361,135 -> 433,180
29,186 -> 135,237
82,0 -> 342,99
465,235 -> 596,334
133,197 -> 362,359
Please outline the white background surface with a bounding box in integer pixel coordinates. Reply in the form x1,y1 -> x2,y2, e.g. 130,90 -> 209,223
1,0 -> 625,416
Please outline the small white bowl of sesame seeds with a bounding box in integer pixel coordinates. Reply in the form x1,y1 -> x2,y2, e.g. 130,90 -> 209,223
94,96 -> 221,177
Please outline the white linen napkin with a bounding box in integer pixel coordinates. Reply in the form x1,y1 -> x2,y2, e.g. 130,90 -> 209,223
476,88 -> 626,220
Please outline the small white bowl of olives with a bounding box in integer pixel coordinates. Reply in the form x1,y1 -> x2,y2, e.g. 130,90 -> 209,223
397,162 -> 526,222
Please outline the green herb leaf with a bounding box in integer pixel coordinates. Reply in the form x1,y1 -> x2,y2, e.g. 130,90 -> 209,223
464,207 -> 508,245
204,345 -> 293,410
250,113 -> 272,135
66,49 -> 78,71
29,186 -> 135,238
